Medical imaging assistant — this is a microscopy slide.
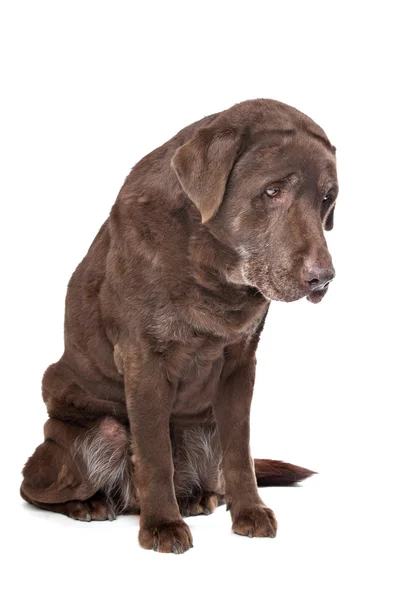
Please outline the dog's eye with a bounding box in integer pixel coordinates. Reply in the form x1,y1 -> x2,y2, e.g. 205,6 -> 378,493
265,187 -> 280,198
323,192 -> 332,204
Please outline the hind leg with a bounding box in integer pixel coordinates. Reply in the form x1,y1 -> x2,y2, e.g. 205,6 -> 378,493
171,423 -> 225,517
20,487 -> 117,521
21,417 -> 136,519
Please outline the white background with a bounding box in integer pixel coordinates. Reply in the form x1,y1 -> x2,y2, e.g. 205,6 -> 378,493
1,1 -> 399,598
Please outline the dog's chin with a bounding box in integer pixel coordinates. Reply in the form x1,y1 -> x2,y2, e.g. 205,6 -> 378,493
257,286 -> 306,303
257,283 -> 330,304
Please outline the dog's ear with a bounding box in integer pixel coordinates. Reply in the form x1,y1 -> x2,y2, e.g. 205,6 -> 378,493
171,126 -> 242,223
324,204 -> 335,231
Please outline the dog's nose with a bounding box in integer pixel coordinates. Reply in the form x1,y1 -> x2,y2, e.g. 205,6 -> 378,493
304,265 -> 335,290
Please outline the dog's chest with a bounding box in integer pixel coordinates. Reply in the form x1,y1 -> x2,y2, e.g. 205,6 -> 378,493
153,295 -> 268,416
149,280 -> 268,342
165,334 -> 226,415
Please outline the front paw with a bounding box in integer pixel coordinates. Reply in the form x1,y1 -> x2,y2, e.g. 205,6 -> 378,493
139,519 -> 193,554
232,505 -> 277,538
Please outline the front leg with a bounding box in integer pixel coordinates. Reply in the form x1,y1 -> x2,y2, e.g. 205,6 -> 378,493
213,354 -> 277,538
124,347 -> 193,553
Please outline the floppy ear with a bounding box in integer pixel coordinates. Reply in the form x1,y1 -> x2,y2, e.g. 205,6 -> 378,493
171,126 -> 242,223
324,204 -> 335,231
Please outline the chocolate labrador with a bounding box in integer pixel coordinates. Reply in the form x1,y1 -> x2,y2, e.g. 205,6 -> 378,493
21,99 -> 337,553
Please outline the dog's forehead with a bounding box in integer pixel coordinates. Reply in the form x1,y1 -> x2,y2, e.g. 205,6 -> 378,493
242,132 -> 337,187
291,138 -> 337,187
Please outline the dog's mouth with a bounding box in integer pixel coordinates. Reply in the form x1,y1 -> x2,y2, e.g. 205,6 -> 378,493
247,270 -> 333,304
306,282 -> 330,304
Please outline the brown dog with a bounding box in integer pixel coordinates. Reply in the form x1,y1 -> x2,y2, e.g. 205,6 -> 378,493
21,99 -> 337,553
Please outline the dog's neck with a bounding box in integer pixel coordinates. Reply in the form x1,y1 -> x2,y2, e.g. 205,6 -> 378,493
187,221 -> 266,307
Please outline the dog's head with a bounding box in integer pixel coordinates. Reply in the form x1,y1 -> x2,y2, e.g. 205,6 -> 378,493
172,99 -> 338,303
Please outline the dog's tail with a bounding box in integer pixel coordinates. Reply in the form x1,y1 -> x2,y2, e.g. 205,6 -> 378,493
254,459 -> 316,487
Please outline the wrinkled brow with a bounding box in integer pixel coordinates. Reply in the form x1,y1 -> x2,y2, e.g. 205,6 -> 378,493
303,128 -> 336,153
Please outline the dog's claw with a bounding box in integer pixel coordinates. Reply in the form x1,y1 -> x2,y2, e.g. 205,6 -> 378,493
172,542 -> 184,554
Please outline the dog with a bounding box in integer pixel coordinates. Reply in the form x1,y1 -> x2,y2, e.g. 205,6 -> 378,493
21,99 -> 337,553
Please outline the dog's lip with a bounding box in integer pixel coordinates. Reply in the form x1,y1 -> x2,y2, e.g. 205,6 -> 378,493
306,282 -> 330,304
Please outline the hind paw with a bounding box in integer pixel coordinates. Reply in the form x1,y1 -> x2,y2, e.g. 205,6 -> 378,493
67,494 -> 116,522
178,492 -> 224,517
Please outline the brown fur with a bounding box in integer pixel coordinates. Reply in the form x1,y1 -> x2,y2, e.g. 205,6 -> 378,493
21,99 -> 337,553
